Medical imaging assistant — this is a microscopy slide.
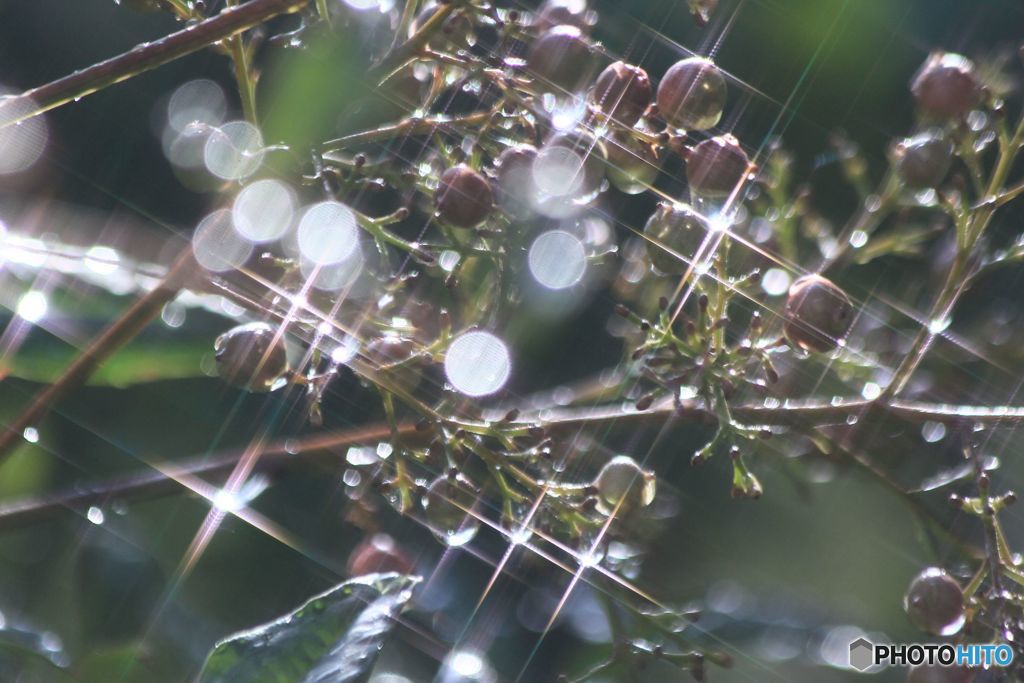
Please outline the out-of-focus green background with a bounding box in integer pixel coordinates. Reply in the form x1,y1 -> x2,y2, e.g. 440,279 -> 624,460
1,0 -> 1024,681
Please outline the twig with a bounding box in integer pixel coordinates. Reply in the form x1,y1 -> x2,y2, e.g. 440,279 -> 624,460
0,420 -> 422,531
0,0 -> 309,129
367,1 -> 454,83
0,248 -> 197,465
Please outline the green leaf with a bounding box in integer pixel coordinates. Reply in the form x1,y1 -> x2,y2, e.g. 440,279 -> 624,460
197,573 -> 420,683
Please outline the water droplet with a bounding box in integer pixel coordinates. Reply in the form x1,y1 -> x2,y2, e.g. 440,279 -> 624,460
297,201 -> 359,265
16,290 -> 48,323
928,316 -> 951,334
86,506 -> 105,525
861,382 -> 881,400
22,427 -> 39,443
849,230 -> 868,249
232,179 -> 296,243
203,120 -> 264,180
422,476 -> 480,546
921,421 -> 946,443
528,229 -> 586,289
167,79 -> 227,133
761,267 -> 791,296
192,209 -> 253,272
444,331 -> 511,397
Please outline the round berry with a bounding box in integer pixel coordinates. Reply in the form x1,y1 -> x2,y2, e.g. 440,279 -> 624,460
892,129 -> 953,189
911,52 -> 982,122
656,57 -> 727,131
527,25 -> 595,95
422,475 -> 480,546
435,164 -> 494,229
214,322 -> 289,392
347,533 -> 415,577
593,455 -> 656,515
534,0 -> 592,33
605,132 -> 661,195
904,567 -> 965,636
494,144 -> 539,219
783,274 -> 854,353
907,664 -> 974,683
589,62 -> 653,127
643,202 -> 708,275
686,134 -> 750,197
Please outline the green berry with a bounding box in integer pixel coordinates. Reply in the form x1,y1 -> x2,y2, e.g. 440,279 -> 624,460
605,131 -> 660,195
593,455 -> 656,515
643,202 -> 708,275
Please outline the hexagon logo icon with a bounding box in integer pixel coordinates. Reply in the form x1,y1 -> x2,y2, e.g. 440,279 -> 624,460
849,637 -> 874,671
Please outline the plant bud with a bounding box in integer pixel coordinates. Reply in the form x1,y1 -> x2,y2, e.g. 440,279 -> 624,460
656,57 -> 727,131
892,129 -> 953,189
783,274 -> 854,353
346,534 -> 415,577
903,567 -> 965,636
527,25 -> 595,95
435,164 -> 494,229
593,455 -> 656,515
911,52 -> 982,121
590,61 -> 653,127
214,322 -> 289,392
643,202 -> 708,275
907,664 -> 974,683
686,134 -> 750,197
605,131 -> 661,194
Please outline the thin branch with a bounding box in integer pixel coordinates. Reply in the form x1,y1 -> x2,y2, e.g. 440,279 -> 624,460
367,1 -> 454,83
0,248 -> 197,465
0,0 -> 309,129
0,421 -> 422,531
4,393 -> 1024,531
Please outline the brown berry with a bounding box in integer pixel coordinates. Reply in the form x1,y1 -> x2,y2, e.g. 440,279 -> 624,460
656,57 -> 727,131
435,164 -> 494,228
527,25 -> 596,95
346,534 -> 415,577
911,52 -> 982,121
686,134 -> 750,197
892,129 -> 954,189
783,274 -> 854,353
643,202 -> 708,275
214,322 -> 289,392
904,567 -> 965,636
589,61 -> 653,127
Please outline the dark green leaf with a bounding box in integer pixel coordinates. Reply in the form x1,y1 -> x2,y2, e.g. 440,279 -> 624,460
197,573 -> 420,683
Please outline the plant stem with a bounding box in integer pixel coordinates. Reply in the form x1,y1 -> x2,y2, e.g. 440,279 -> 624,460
0,247 -> 197,465
0,0 -> 309,129
367,1 -> 454,83
883,114 -> 1024,399
226,0 -> 259,124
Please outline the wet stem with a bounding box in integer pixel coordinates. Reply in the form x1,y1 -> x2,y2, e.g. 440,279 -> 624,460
882,111 -> 1024,401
